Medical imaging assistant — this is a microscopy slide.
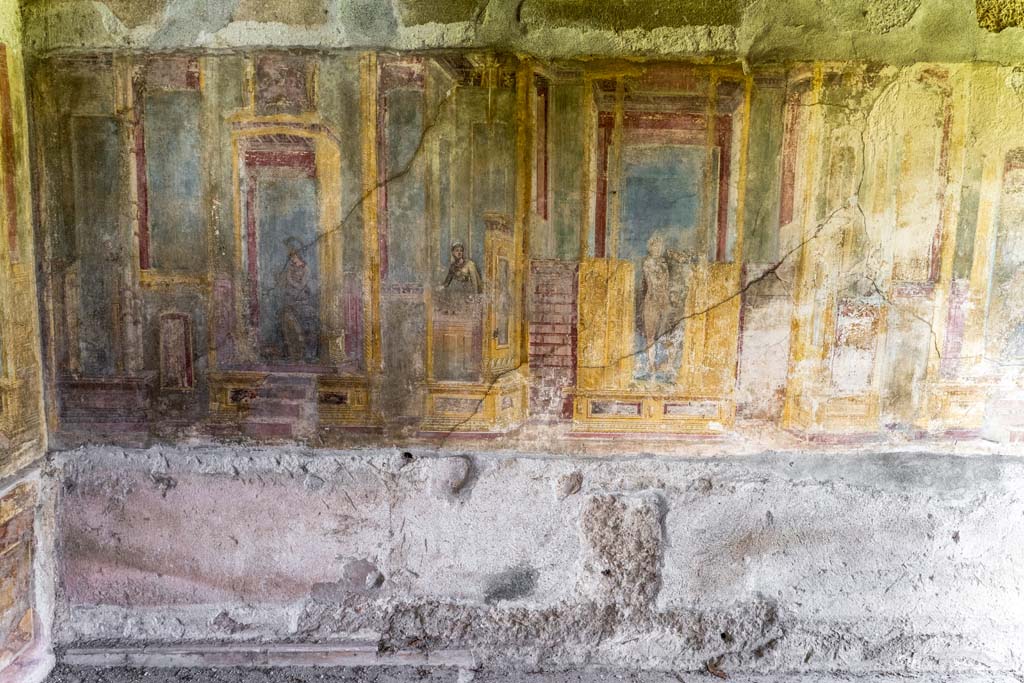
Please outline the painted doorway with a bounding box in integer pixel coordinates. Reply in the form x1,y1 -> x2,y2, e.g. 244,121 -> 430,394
241,137 -> 321,364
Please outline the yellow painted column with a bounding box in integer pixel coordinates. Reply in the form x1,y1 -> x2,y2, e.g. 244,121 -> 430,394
731,75 -> 754,264
579,76 -> 595,260
607,77 -> 624,259
514,59 -> 534,368
782,65 -> 826,429
0,0 -> 46,468
360,52 -> 382,374
923,67 -> 973,381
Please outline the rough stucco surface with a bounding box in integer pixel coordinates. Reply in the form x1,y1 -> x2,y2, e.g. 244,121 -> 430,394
18,0 -> 1024,62
977,0 -> 1024,31
50,445 -> 1024,678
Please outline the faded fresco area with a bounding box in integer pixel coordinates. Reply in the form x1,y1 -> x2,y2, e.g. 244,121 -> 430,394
0,1 -> 46,679
23,50 -> 1024,447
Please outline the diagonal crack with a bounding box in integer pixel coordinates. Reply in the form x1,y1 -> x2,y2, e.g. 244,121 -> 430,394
578,203 -> 847,372
864,276 -> 944,361
263,81 -> 458,292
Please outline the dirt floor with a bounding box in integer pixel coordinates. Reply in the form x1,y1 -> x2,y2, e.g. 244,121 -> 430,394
43,666 -> 694,682
43,666 -> 1016,682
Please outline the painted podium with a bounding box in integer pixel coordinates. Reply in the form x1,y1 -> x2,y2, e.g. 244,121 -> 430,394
574,257 -> 740,433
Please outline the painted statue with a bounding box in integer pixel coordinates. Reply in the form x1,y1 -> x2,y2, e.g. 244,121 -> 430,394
639,233 -> 692,380
278,237 -> 318,362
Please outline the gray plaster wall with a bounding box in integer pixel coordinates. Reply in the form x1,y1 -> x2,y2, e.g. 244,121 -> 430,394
49,445 -> 1024,678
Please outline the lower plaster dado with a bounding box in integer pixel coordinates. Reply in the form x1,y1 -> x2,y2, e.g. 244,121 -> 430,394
46,444 -> 1024,678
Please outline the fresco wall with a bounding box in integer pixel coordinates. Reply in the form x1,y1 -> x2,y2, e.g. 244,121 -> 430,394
0,1 -> 52,682
0,0 -> 44,470
26,52 -> 1024,447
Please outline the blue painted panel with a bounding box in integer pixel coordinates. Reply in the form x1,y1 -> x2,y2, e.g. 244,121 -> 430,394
619,145 -> 704,265
145,91 -> 204,272
256,176 -> 321,362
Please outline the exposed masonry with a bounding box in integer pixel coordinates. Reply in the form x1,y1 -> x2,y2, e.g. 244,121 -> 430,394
528,260 -> 578,420
19,0 -> 1024,63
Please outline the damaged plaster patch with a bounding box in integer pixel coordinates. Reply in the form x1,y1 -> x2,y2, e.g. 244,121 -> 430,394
554,471 -> 583,499
578,492 -> 664,611
1008,67 -> 1024,100
211,610 -> 249,635
22,0 -> 130,51
232,0 -> 328,25
52,447 -> 1024,673
150,0 -> 237,47
519,0 -> 743,31
394,0 -> 481,26
431,455 -> 476,498
309,559 -> 384,603
865,0 -> 922,32
89,0 -> 165,27
336,0 -> 399,42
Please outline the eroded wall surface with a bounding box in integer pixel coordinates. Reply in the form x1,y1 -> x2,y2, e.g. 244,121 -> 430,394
0,0 -> 43,470
17,0 -> 1024,63
53,445 -> 1024,676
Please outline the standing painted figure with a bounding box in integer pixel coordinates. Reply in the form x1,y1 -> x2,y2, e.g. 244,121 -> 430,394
443,242 -> 482,295
642,235 -> 672,368
278,238 -> 317,362
640,233 -> 692,377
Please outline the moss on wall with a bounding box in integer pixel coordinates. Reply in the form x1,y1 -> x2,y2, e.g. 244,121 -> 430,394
977,0 -> 1024,31
13,0 -> 1022,63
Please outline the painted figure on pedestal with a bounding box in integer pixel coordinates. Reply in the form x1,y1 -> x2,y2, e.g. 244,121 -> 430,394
639,232 -> 694,382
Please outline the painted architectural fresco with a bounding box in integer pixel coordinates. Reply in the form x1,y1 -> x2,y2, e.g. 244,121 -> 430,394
0,4 -> 44,669
26,52 -> 1024,445
0,482 -> 36,670
0,30 -> 45,470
